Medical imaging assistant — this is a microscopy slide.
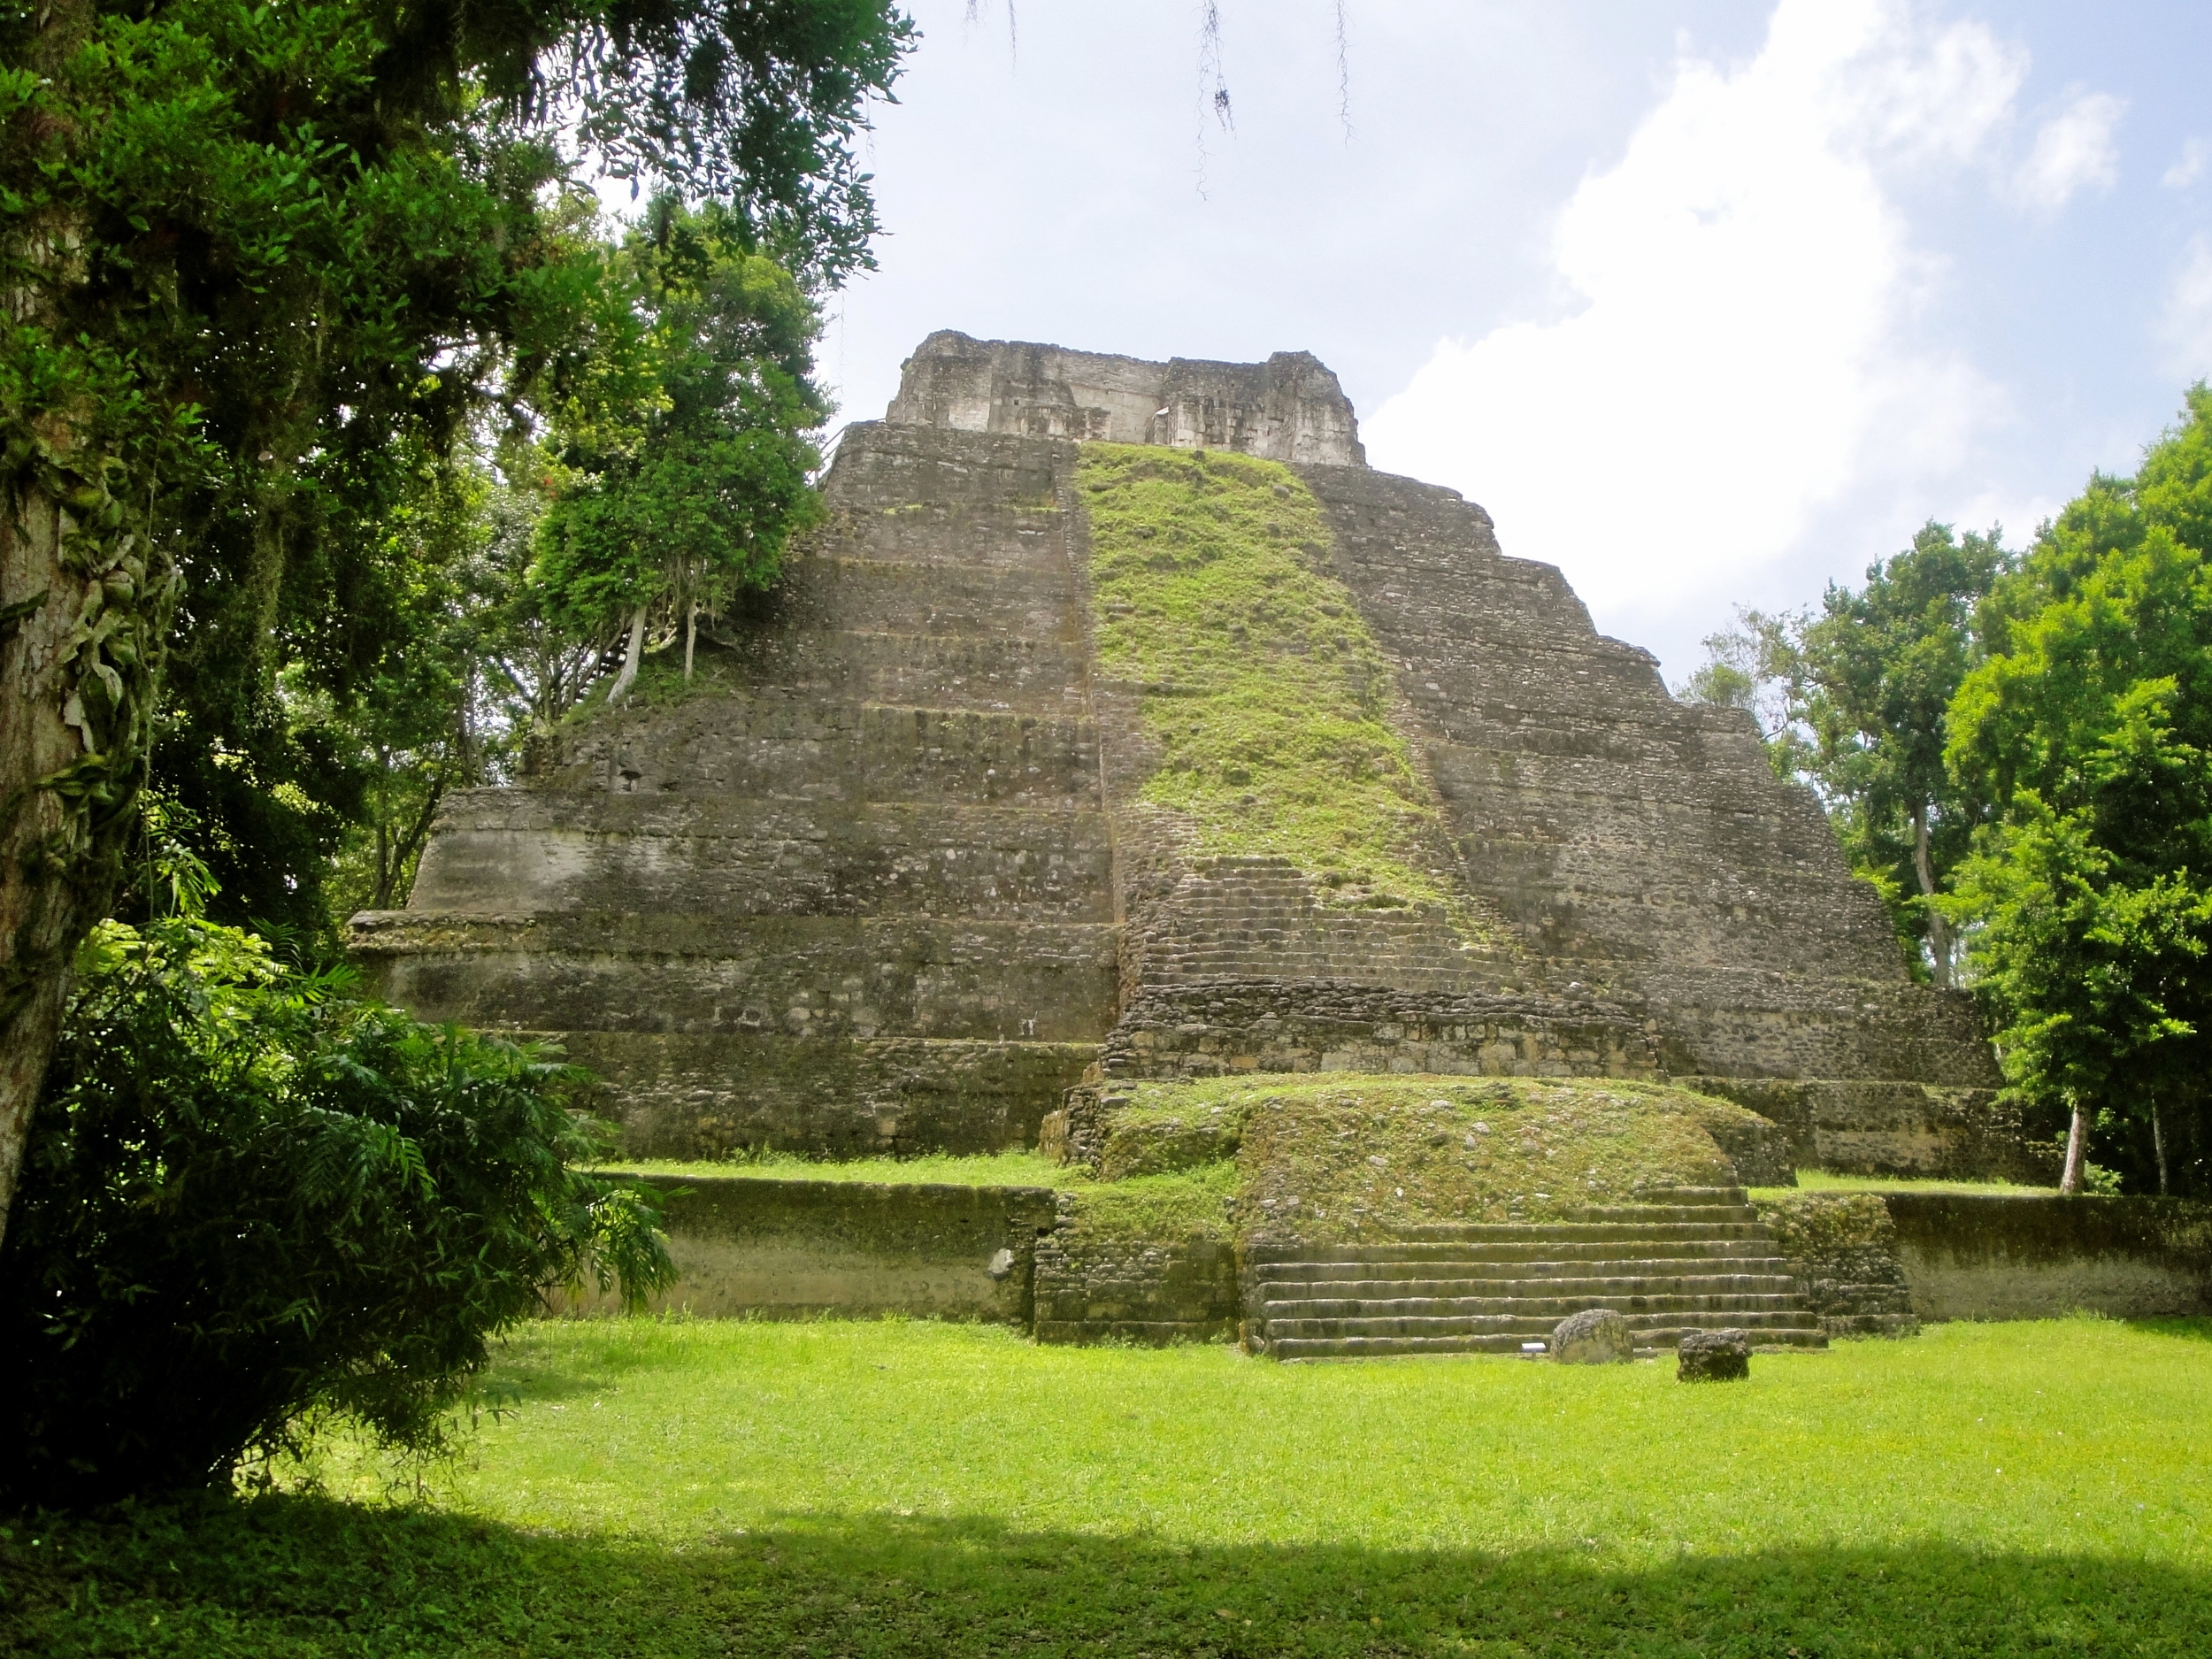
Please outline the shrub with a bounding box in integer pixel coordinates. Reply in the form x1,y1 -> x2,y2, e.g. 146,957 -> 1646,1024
0,918 -> 672,1508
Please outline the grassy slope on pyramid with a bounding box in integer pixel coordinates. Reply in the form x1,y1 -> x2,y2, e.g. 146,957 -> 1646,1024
1078,443 -> 1489,930
1059,1076 -> 1779,1252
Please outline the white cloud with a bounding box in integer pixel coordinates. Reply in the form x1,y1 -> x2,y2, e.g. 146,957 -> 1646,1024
2008,89 -> 2125,212
2162,138 -> 2207,189
2162,236 -> 2212,377
1363,0 -> 2015,632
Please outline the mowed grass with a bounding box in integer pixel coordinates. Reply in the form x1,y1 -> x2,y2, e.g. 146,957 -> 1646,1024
589,1149 -> 1086,1188
8,1318 -> 2210,1655
1761,1170 -> 2062,1198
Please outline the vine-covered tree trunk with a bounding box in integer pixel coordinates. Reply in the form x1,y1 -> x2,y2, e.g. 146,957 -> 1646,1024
0,457 -> 169,1240
0,487 -> 75,1230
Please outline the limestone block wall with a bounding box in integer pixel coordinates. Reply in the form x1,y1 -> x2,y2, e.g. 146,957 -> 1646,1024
1102,981 -> 1667,1083
1290,460 -> 2008,1170
560,1177 -> 1059,1322
1032,1220 -> 1242,1345
1751,1192 -> 1921,1338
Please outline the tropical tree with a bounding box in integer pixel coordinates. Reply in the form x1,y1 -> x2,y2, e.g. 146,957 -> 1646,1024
1947,390 -> 2212,1194
534,196 -> 827,703
1796,524 -> 2014,987
0,0 -> 914,1239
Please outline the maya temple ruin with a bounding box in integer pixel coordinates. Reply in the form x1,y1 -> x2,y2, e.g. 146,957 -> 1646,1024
348,331 -> 2067,1355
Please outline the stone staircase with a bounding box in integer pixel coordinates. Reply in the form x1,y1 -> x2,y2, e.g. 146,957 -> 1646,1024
1138,857 -> 1498,993
1248,1187 -> 1827,1360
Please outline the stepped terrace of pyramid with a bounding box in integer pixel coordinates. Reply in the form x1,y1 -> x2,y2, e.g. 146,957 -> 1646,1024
352,330 -> 2032,1183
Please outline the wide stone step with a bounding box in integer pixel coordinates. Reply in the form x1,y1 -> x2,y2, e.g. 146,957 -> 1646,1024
764,554 -> 1084,642
1268,1326 -> 1828,1361
1262,1273 -> 1802,1305
821,499 -> 1072,572
1389,1220 -> 1771,1245
548,698 -> 1102,807
1265,1291 -> 1812,1322
1564,1204 -> 1757,1224
1636,1187 -> 1752,1203
1247,1226 -> 1774,1263
1274,1310 -> 1823,1354
355,912 -> 1120,1044
713,627 -> 1093,716
411,794 -> 1116,922
1395,1209 -> 1755,1236
511,1026 -> 1100,1159
1250,1244 -> 1787,1279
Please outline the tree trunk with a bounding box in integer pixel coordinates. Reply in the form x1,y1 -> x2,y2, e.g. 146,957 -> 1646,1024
1910,799 -> 1954,990
2153,1105 -> 2169,1196
0,0 -> 175,1245
0,467 -> 169,1241
606,603 -> 648,703
2058,1098 -> 2090,1195
0,480 -> 84,1235
370,770 -> 448,912
684,602 -> 698,683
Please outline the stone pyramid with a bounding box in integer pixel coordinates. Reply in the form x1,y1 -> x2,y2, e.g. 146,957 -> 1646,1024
352,331 -> 2028,1178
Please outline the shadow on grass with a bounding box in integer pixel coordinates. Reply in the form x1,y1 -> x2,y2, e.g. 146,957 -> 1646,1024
4,1494 -> 2206,1657
2121,1317 -> 2212,1342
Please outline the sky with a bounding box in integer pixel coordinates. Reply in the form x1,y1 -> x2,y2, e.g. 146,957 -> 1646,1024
797,0 -> 2212,681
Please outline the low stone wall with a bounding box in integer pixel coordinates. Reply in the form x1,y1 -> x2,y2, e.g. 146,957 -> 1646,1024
1884,1193 -> 2212,1322
565,1176 -> 1058,1323
1750,1193 -> 1919,1338
1685,1076 -> 2047,1183
566,1175 -> 2212,1341
1033,1215 -> 1241,1345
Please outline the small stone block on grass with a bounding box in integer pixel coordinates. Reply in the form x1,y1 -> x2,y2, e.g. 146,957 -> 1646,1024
1677,1329 -> 1751,1382
1550,1309 -> 1632,1364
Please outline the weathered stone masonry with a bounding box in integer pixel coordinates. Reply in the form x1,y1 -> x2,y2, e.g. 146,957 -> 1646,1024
361,421 -> 1116,1156
356,332 -> 2021,1177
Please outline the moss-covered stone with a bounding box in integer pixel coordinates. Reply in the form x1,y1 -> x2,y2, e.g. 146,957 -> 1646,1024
1033,1074 -> 1784,1344
1073,1073 -> 1777,1240
1096,1102 -> 1242,1179
1752,1191 -> 1920,1339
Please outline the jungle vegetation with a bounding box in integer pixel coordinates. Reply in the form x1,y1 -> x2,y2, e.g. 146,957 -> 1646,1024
1683,390 -> 2212,1198
0,0 -> 914,1501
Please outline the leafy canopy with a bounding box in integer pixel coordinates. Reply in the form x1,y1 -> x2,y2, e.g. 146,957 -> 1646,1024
534,196 -> 826,652
1946,388 -> 2212,1185
2,0 -> 910,936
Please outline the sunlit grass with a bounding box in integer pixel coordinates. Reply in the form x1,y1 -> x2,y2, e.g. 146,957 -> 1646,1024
589,1148 -> 1088,1187
10,1317 -> 2209,1655
1755,1170 -> 2060,1198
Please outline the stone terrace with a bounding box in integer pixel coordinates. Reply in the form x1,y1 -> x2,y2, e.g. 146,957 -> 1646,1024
356,424 -> 1118,1156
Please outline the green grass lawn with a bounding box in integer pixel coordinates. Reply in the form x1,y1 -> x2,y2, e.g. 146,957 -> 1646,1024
1758,1171 -> 2062,1198
590,1148 -> 1086,1187
6,1317 -> 2209,1655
